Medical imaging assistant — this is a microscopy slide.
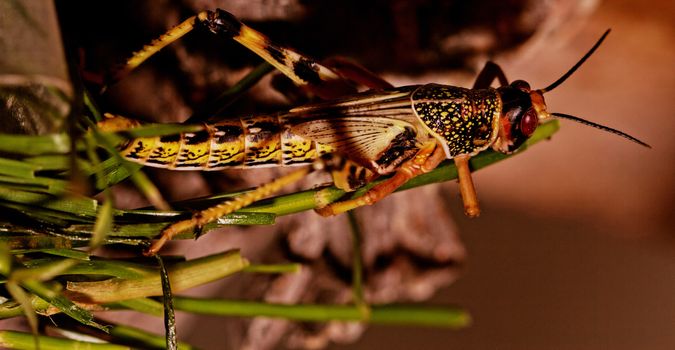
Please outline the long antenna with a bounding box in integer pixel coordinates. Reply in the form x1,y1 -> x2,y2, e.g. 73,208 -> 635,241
540,29 -> 611,93
551,113 -> 651,148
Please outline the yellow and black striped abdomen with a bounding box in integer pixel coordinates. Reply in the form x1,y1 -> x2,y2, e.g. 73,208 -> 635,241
98,114 -> 328,170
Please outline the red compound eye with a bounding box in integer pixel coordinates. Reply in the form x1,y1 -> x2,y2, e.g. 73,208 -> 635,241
520,109 -> 538,136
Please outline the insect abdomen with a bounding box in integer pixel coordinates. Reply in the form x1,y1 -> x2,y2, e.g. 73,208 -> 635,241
98,114 -> 324,170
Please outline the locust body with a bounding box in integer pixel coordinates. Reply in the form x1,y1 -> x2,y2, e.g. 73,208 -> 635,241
96,9 -> 648,255
101,84 -> 505,176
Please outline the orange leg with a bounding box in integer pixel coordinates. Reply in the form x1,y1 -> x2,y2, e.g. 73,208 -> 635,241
145,166 -> 312,255
315,141 -> 446,216
454,155 -> 480,217
444,60 -> 510,217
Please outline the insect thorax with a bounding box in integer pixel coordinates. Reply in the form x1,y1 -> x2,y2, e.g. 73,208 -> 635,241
411,84 -> 501,157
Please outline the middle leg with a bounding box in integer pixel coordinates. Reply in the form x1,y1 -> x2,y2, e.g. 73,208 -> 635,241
315,141 -> 446,217
453,60 -> 512,217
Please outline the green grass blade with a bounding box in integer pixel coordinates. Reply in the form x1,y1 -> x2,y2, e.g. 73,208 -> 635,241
5,282 -> 39,345
23,154 -> 91,172
21,258 -> 154,280
108,297 -> 469,329
156,256 -> 177,350
347,211 -> 368,316
90,195 -> 113,248
0,187 -> 98,217
170,298 -> 470,329
242,263 -> 301,274
0,331 -> 129,350
66,251 -> 249,303
0,242 -> 10,275
20,280 -> 109,332
0,157 -> 40,178
107,323 -> 197,350
0,133 -> 70,155
113,298 -> 163,317
0,174 -> 69,194
54,211 -> 274,243
84,157 -> 142,189
11,258 -> 78,282
40,248 -> 90,260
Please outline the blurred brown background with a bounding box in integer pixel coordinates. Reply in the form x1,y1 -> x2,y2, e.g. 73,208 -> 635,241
49,0 -> 675,349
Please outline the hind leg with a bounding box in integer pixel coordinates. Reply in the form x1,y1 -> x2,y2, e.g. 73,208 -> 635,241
145,164 -> 316,255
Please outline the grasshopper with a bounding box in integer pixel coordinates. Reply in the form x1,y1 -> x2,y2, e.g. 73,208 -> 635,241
96,9 -> 649,255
